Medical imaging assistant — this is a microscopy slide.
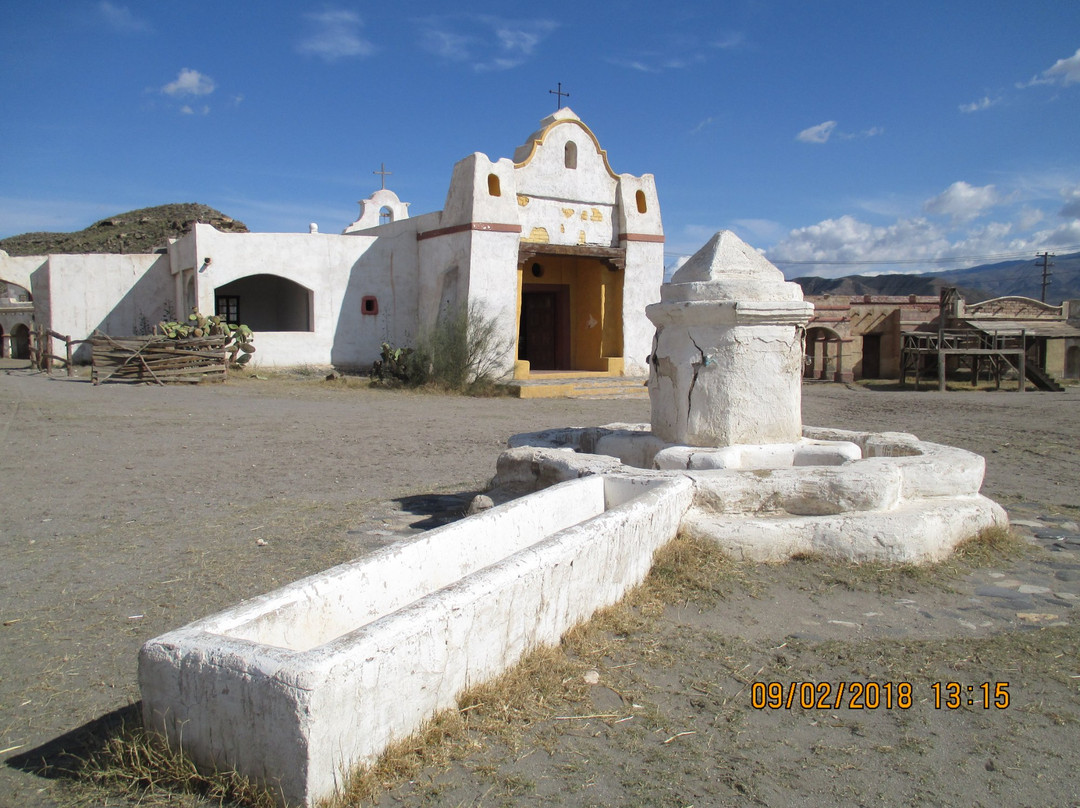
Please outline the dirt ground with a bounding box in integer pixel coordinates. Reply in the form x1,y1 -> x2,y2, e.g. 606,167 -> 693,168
1,365 -> 1078,807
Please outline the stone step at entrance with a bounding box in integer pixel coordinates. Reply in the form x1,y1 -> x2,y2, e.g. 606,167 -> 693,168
507,373 -> 649,399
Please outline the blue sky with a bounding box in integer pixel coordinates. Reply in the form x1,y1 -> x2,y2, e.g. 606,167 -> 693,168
1,1 -> 1078,278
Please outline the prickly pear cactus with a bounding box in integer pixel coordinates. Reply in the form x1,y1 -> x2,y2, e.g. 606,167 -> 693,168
157,310 -> 255,367
371,341 -> 416,383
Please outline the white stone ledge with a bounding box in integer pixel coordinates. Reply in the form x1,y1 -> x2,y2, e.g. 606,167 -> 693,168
685,464 -> 903,516
680,496 -> 1008,563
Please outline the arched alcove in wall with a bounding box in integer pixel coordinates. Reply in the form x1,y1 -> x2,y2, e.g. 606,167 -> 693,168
214,274 -> 314,331
11,323 -> 31,359
1066,344 -> 1080,379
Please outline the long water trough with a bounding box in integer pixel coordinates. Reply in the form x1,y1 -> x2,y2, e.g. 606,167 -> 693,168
139,474 -> 694,806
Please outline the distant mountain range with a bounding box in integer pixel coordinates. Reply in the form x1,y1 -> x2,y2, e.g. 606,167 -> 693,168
792,252 -> 1080,306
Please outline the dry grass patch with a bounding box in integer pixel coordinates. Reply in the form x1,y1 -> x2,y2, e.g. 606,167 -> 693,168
323,645 -> 593,807
949,523 -> 1025,566
787,524 -> 1027,596
76,722 -> 280,807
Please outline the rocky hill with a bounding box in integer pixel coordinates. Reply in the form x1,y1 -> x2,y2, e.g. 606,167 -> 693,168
0,203 -> 247,256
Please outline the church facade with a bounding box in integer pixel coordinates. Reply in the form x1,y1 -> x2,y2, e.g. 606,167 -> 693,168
2,109 -> 664,378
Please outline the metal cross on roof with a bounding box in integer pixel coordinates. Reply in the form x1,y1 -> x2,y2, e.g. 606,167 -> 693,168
548,82 -> 569,110
373,163 -> 391,190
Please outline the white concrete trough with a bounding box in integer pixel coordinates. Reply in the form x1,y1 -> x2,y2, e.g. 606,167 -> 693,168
139,474 -> 694,807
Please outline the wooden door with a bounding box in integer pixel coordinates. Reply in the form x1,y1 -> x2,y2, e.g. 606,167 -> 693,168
519,285 -> 570,370
861,333 -> 881,378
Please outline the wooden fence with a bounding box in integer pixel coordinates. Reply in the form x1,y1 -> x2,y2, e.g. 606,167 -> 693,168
90,334 -> 230,385
29,326 -> 79,376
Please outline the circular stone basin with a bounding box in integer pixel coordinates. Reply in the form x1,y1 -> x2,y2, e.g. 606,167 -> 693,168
494,423 -> 1008,564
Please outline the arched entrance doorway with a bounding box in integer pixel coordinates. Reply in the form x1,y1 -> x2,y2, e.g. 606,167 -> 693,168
11,324 -> 31,360
805,326 -> 850,381
515,245 -> 624,375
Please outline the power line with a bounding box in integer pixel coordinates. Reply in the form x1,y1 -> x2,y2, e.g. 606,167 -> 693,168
770,249 -> 1066,266
664,245 -> 1080,269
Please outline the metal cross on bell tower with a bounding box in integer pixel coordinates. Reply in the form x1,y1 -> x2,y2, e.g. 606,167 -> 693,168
373,163 -> 391,190
548,82 -> 569,110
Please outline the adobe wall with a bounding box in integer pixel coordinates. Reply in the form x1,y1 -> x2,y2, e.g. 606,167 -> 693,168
32,253 -> 171,359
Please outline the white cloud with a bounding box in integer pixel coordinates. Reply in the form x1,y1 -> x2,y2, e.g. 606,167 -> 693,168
422,29 -> 473,61
1059,185 -> 1080,219
923,181 -> 1002,223
1031,218 -> 1080,247
1043,48 -> 1080,85
711,32 -> 746,50
1018,47 -> 1080,88
732,218 -> 786,244
608,58 -> 659,73
798,121 -> 882,143
768,215 -> 948,267
689,117 -> 713,135
98,1 -> 152,33
756,174 -> 1080,279
162,68 -> 215,97
797,121 -> 836,144
420,16 -> 557,71
763,209 -> 1080,279
765,214 -> 1012,278
838,126 -> 884,140
607,30 -> 743,73
1018,206 -> 1045,230
180,104 -> 210,116
959,95 -> 999,113
296,10 -> 373,61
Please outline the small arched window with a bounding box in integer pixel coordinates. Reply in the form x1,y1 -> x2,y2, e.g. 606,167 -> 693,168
564,141 -> 577,169
635,190 -> 648,214
487,173 -> 501,197
380,206 -> 393,224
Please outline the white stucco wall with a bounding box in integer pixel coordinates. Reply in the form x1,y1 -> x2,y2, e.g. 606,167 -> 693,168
31,254 -> 171,356
0,251 -> 44,294
514,114 -> 619,248
187,225 -> 377,367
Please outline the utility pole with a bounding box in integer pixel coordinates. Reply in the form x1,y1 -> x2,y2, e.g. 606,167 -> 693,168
1036,252 -> 1054,302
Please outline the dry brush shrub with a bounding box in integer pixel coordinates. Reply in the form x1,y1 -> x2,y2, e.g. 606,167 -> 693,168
371,302 -> 511,394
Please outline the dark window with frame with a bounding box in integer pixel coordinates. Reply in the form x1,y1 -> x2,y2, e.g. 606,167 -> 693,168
216,295 -> 240,324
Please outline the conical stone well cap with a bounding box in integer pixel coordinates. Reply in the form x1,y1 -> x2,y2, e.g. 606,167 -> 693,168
662,230 -> 804,303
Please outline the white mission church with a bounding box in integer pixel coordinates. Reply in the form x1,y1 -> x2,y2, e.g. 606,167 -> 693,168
0,108 -> 665,379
